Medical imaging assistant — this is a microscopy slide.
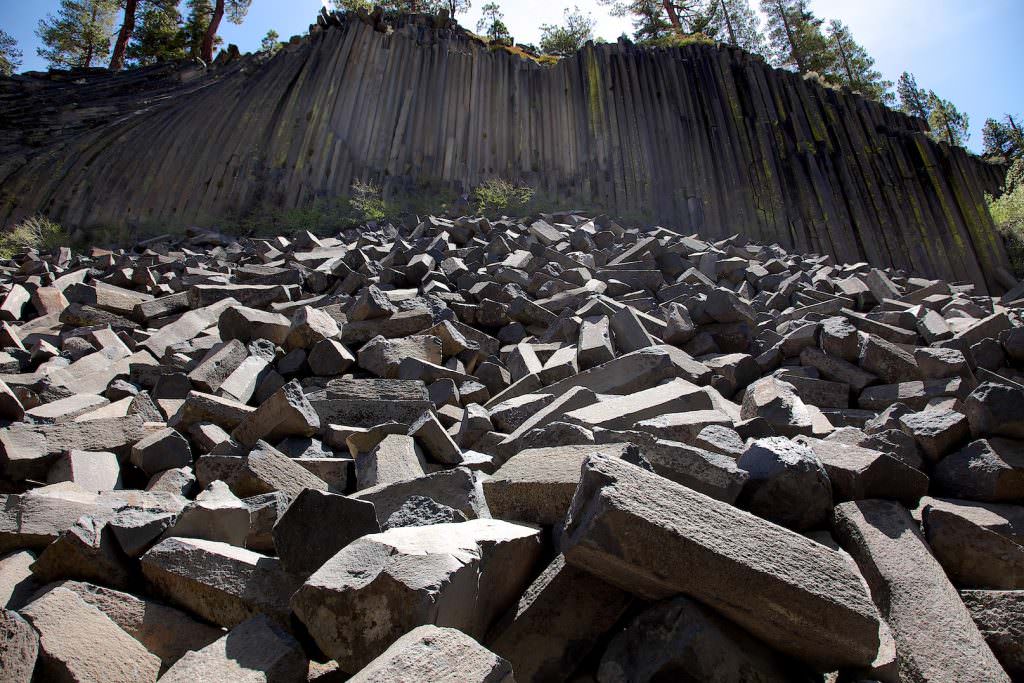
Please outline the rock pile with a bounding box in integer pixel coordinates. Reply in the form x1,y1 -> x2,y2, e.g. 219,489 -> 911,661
0,212 -> 1021,681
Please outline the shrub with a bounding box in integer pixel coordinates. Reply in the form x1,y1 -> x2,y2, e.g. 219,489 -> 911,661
473,178 -> 535,217
349,180 -> 389,223
643,32 -> 715,49
0,215 -> 69,259
987,158 -> 1024,277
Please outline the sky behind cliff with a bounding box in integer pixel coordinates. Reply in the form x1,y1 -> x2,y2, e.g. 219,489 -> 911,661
3,0 -> 1021,152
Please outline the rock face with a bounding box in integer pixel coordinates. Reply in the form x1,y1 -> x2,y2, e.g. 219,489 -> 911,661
834,499 -> 1010,682
561,455 -> 883,670
349,625 -> 514,683
0,11 -> 1010,292
0,171 -> 1020,677
291,519 -> 542,671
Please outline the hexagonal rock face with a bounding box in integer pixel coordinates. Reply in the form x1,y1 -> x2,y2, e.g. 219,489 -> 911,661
560,455 -> 882,671
291,518 -> 542,672
736,437 -> 833,531
348,625 -> 513,683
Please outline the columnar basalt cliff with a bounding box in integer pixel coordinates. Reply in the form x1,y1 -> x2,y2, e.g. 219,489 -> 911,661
0,11 -> 1010,291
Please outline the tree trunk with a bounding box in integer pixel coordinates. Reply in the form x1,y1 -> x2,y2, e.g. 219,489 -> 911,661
110,0 -> 139,71
775,0 -> 805,73
720,0 -> 737,46
662,1 -> 683,35
835,35 -> 855,87
201,0 -> 226,63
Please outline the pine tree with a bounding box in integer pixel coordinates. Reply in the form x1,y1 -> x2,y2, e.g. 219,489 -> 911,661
36,0 -> 120,69
259,29 -> 282,56
200,0 -> 252,63
825,20 -> 892,104
539,6 -> 596,56
110,0 -> 141,70
706,0 -> 766,57
927,93 -> 969,147
897,72 -> 931,121
184,0 -> 220,60
0,30 -> 23,76
598,1 -> 713,43
760,0 -> 830,74
983,115 -> 1024,161
476,3 -> 512,45
126,1 -> 186,66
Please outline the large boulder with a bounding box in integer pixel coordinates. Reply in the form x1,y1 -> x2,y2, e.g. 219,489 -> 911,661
291,519 -> 542,671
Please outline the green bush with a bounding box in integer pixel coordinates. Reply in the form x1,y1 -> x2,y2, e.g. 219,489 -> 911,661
349,180 -> 389,223
473,178 -> 535,217
987,158 -> 1024,277
0,215 -> 70,259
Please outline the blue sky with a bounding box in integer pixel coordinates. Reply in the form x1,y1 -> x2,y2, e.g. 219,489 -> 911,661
2,0 -> 1021,151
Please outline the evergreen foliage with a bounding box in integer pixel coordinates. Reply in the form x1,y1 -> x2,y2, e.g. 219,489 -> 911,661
0,29 -> 23,76
539,6 -> 596,56
824,20 -> 893,104
126,1 -> 187,67
760,0 -> 831,74
36,0 -> 119,69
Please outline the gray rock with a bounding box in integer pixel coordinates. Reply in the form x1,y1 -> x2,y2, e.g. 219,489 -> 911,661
597,595 -> 819,683
159,614 -> 307,683
272,489 -> 379,576
961,590 -> 1024,680
291,519 -> 542,671
933,438 -> 1024,502
833,499 -> 1009,682
349,625 -> 513,683
737,437 -> 833,530
561,455 -> 883,670
921,497 -> 1024,589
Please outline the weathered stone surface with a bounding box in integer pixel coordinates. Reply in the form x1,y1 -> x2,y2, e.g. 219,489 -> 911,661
56,579 -> 223,670
737,437 -> 833,530
272,488 -> 379,576
231,380 -> 320,447
921,497 -> 1024,589
30,515 -> 134,589
561,455 -> 882,669
961,590 -> 1024,680
130,427 -> 191,477
483,443 -> 640,525
597,595 -> 818,683
349,625 -> 513,683
796,436 -> 929,502
964,382 -> 1024,439
219,305 -> 291,346
355,434 -> 427,490
487,554 -> 632,681
898,408 -> 970,462
351,466 -> 489,526
168,480 -> 250,547
383,495 -> 468,529
159,614 -> 307,683
563,378 -> 711,430
229,440 -> 328,500
740,376 -> 814,437
141,536 -> 302,627
291,519 -> 542,671
46,449 -> 122,492
0,608 -> 37,683
0,550 -> 37,609
933,438 -> 1024,502
833,499 -> 1009,682
21,586 -> 161,683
